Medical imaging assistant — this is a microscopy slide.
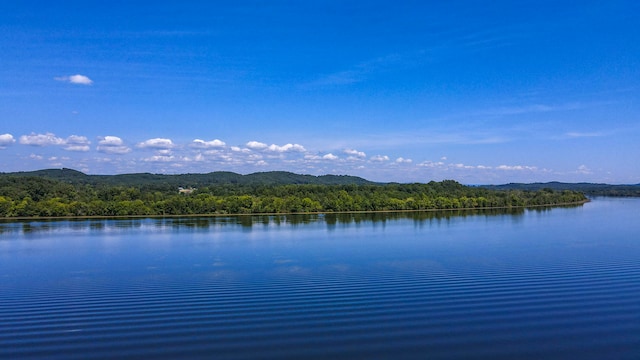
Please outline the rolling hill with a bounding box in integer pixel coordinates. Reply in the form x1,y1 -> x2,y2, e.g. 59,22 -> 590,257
0,168 -> 376,188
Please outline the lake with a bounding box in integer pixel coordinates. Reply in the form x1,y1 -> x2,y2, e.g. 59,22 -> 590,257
1,198 -> 639,359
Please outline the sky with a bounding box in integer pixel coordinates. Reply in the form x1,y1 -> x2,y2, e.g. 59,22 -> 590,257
1,1 -> 639,184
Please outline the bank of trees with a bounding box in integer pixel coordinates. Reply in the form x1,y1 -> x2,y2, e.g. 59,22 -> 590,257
482,181 -> 640,197
0,175 -> 588,218
1,179 -> 588,217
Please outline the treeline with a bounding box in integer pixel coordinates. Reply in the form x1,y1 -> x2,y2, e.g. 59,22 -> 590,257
2,168 -> 375,188
482,182 -> 640,197
0,176 -> 587,218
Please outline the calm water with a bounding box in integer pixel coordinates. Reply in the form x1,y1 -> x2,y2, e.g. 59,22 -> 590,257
1,198 -> 639,359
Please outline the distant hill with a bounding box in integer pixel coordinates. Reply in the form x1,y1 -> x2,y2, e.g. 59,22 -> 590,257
480,182 -> 640,197
0,168 -> 376,188
3,169 -> 638,197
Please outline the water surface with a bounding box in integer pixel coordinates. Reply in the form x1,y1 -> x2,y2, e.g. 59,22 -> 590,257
1,198 -> 639,359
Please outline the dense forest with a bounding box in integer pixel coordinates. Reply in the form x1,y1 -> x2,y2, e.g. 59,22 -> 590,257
481,182 -> 640,197
0,170 -> 588,218
2,168 -> 375,187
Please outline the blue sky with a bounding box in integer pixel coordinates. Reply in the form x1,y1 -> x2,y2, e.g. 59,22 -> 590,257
1,1 -> 638,184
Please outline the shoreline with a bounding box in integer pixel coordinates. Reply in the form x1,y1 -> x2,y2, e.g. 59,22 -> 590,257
0,199 -> 590,222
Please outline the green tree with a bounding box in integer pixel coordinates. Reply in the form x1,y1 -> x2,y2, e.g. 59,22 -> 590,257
0,196 -> 12,217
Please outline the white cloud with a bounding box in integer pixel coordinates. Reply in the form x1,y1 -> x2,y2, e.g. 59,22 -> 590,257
64,135 -> 90,152
418,161 -> 445,168
344,148 -> 366,158
137,138 -> 174,149
478,102 -> 590,118
370,155 -> 389,162
322,153 -> 338,160
19,133 -> 66,146
0,134 -> 15,149
192,138 -> 226,148
266,143 -> 306,152
425,162 -> 538,171
566,131 -> 604,138
246,141 -> 268,150
395,157 -> 412,163
97,136 -> 131,154
231,146 -> 252,153
55,74 -> 94,85
496,165 -> 538,171
246,141 -> 305,153
142,155 -> 175,162
69,75 -> 93,85
99,136 -> 124,146
193,153 -> 205,162
451,163 -> 475,169
577,165 -> 592,174
19,133 -> 90,151
48,156 -> 62,166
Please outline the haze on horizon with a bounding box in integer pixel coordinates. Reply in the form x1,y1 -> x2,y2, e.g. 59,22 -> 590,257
1,1 -> 638,184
